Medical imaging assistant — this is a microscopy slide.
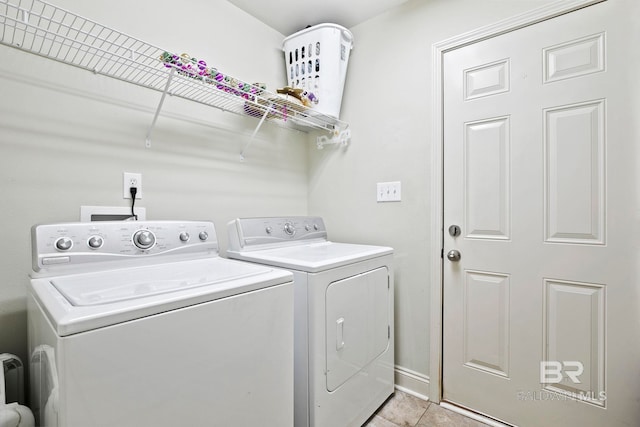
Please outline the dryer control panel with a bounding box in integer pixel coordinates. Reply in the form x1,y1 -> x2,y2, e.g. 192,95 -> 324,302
228,216 -> 327,251
31,221 -> 218,274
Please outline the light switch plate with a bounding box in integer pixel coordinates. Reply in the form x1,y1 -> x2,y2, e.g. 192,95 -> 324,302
377,181 -> 401,202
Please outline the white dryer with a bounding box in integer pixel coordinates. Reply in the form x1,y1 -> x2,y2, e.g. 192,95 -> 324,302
28,220 -> 294,427
227,217 -> 394,427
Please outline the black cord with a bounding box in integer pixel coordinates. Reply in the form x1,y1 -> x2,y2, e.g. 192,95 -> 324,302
130,187 -> 138,220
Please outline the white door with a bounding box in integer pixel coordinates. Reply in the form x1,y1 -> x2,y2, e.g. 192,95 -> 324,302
325,267 -> 390,391
443,1 -> 640,426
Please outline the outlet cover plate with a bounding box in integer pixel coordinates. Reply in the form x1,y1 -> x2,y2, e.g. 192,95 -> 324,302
123,172 -> 142,199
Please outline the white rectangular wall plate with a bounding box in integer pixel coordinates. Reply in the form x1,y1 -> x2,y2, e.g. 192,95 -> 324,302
123,172 -> 142,199
377,181 -> 402,202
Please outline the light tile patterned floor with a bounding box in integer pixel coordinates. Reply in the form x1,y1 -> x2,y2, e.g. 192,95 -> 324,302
363,390 -> 489,427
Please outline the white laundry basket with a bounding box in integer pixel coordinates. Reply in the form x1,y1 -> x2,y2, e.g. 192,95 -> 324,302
283,24 -> 354,119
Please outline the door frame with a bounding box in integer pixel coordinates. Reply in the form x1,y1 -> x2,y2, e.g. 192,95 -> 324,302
428,0 -> 606,405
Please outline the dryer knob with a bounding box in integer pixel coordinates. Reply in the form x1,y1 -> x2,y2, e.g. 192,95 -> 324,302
55,237 -> 73,251
198,231 -> 208,241
133,230 -> 156,250
179,232 -> 190,242
265,226 -> 273,234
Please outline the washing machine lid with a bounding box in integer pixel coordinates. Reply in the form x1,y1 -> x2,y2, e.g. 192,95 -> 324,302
30,257 -> 292,336
228,241 -> 393,273
51,257 -> 276,306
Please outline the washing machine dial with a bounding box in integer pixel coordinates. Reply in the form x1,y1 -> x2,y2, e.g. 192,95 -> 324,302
198,231 -> 208,241
55,237 -> 73,251
133,230 -> 156,250
179,232 -> 190,242
283,222 -> 295,236
265,226 -> 273,234
87,235 -> 104,249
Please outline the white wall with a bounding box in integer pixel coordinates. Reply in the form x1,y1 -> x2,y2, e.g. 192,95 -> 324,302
0,0 -> 308,364
308,0 -> 555,396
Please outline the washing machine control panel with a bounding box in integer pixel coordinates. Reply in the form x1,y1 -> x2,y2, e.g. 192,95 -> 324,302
32,221 -> 218,273
229,216 -> 328,249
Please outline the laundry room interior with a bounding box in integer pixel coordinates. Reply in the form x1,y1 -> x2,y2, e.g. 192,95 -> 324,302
1,0 -> 639,426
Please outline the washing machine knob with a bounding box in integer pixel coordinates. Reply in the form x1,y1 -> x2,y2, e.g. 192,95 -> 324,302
198,231 -> 208,241
313,224 -> 319,231
88,235 -> 104,249
304,225 -> 311,231
265,226 -> 273,234
283,222 -> 295,236
179,232 -> 190,242
133,230 -> 156,250
55,237 -> 73,251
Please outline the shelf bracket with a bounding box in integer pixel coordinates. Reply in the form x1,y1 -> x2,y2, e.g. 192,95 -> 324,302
317,127 -> 351,150
20,8 -> 29,24
145,67 -> 176,148
240,102 -> 274,161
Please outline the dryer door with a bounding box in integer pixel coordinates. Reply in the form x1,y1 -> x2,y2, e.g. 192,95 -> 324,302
325,267 -> 390,391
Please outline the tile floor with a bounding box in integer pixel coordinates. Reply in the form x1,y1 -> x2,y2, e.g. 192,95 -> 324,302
363,390 -> 489,427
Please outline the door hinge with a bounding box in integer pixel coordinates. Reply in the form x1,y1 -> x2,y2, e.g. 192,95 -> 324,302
388,325 -> 391,339
441,248 -> 444,258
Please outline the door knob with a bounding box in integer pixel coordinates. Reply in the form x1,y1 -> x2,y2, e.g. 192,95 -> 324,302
447,250 -> 461,262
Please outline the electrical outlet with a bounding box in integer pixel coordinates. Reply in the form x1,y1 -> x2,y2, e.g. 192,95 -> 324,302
377,181 -> 402,202
123,172 -> 142,199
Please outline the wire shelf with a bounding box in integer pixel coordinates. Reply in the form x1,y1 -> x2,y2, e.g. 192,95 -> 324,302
0,0 -> 348,139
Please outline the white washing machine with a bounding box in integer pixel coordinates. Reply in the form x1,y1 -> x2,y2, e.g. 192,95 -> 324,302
227,217 -> 394,427
28,220 -> 294,427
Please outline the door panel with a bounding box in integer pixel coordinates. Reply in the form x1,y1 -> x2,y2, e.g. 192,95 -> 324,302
543,33 -> 605,83
463,270 -> 510,378
464,116 -> 511,240
442,1 -> 640,425
464,59 -> 510,100
325,267 -> 389,391
544,99 -> 605,244
543,279 -> 606,406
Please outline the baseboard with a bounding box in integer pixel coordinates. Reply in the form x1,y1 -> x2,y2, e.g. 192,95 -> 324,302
394,365 -> 430,401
